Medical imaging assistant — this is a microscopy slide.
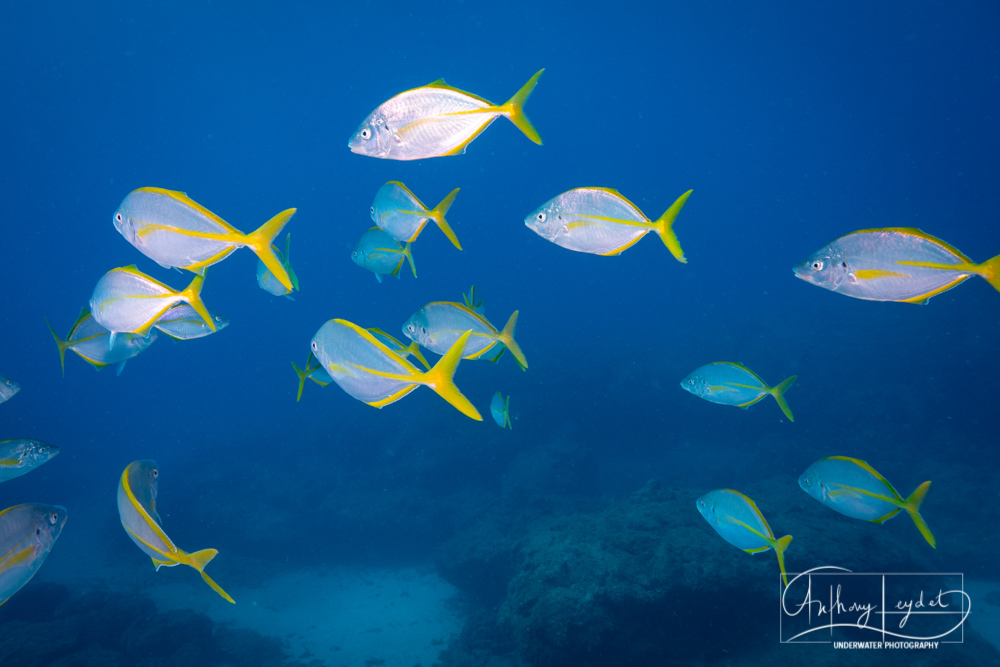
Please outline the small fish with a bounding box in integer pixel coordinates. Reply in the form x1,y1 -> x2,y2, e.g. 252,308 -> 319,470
403,302 -> 527,370
351,228 -> 416,283
680,363 -> 796,422
367,328 -> 430,370
117,460 -> 234,603
371,182 -> 462,250
0,440 -> 60,483
257,233 -> 299,298
462,285 -> 485,315
154,304 -> 229,341
0,503 -> 67,606
292,352 -> 333,402
490,392 -> 511,429
0,375 -> 20,404
310,319 -> 481,420
697,489 -> 792,586
348,69 -> 544,161
47,309 -> 157,376
113,187 -> 297,291
794,228 -> 1000,303
89,266 -> 215,347
799,456 -> 935,548
525,188 -> 692,261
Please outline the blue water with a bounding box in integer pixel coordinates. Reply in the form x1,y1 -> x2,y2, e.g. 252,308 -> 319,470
2,1 -> 999,665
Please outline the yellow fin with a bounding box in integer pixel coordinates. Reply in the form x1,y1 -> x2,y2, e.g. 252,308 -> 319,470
499,311 -> 528,370
500,69 -> 544,145
418,330 -> 482,420
179,274 -> 215,332
768,375 -> 796,422
772,534 -> 793,587
292,361 -> 309,402
0,546 -> 35,574
429,188 -> 462,250
247,209 -> 296,291
46,318 -> 69,377
855,269 -> 911,279
403,242 -> 417,278
0,459 -> 20,466
186,548 -> 235,602
904,481 -> 936,548
652,190 -> 692,263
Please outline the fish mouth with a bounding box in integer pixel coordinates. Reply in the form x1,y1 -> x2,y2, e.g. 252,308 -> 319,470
791,262 -> 813,281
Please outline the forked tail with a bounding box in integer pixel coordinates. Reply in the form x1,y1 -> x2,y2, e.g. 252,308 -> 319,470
652,190 -> 692,263
904,481 -> 936,548
768,375 -> 797,422
500,69 -> 545,145
247,209 -> 297,291
419,330 -> 482,420
187,548 -> 235,603
429,188 -> 462,250
499,311 -> 528,370
180,274 -> 215,332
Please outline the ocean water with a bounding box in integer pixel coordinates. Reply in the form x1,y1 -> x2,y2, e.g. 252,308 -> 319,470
2,1 -> 999,665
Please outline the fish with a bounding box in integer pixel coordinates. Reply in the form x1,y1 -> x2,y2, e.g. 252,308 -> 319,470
462,285 -> 485,315
799,456 -> 935,548
371,182 -> 462,250
525,188 -> 692,261
402,302 -> 527,370
351,228 -> 416,283
117,459 -> 234,603
310,319 -> 481,420
46,309 -> 158,376
154,304 -> 229,341
680,363 -> 796,421
0,440 -> 60,483
113,187 -> 297,291
257,233 -> 299,298
793,228 -> 1000,303
0,375 -> 20,404
89,266 -> 215,347
348,69 -> 544,161
490,392 -> 511,429
367,328 -> 430,370
0,503 -> 67,606
696,489 -> 792,586
292,352 -> 333,402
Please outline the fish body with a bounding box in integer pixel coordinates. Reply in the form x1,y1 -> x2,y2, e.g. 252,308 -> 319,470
402,302 -> 527,369
113,187 -> 296,291
367,328 -> 430,370
696,489 -> 792,585
680,362 -> 796,421
525,188 -> 691,261
799,456 -> 935,547
0,503 -> 67,606
793,228 -> 1000,303
89,266 -> 215,343
47,309 -> 157,375
117,460 -> 234,603
490,392 -> 511,429
351,228 -> 416,282
257,233 -> 299,297
0,440 -> 60,483
310,319 -> 481,419
371,182 -> 462,249
0,375 -> 19,404
348,70 -> 544,161
154,304 -> 229,341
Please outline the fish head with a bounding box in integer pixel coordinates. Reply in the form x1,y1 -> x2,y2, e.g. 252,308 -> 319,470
350,244 -> 367,268
30,504 -> 68,551
679,371 -> 709,399
695,494 -> 718,525
524,201 -> 563,242
1,377 -> 19,397
798,469 -> 825,502
401,310 -> 432,347
348,111 -> 393,158
793,244 -> 849,291
25,439 -> 60,466
212,314 -> 230,331
113,199 -> 142,245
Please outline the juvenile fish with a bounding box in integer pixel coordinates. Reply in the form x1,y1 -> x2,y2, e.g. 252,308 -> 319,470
794,228 -> 1000,303
799,456 -> 935,547
351,228 -> 416,283
371,182 -> 461,250
697,489 -> 792,586
525,188 -> 692,261
0,375 -> 19,404
154,304 -> 229,341
117,459 -> 234,603
403,302 -> 527,370
491,392 -> 511,429
114,187 -> 297,291
47,309 -> 157,375
0,440 -> 60,483
257,233 -> 299,298
680,362 -> 796,422
0,503 -> 67,606
348,70 -> 544,161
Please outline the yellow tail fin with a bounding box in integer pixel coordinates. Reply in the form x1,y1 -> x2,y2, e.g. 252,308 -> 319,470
978,252 -> 1000,293
180,274 -> 215,332
187,548 -> 235,603
292,362 -> 309,402
419,330 -> 482,420
905,481 -> 936,548
653,190 -> 692,263
403,242 -> 417,278
772,534 -> 793,587
429,188 -> 462,250
406,342 -> 431,370
46,319 -> 69,377
501,69 -> 544,145
247,209 -> 297,291
768,375 -> 797,422
498,311 -> 528,370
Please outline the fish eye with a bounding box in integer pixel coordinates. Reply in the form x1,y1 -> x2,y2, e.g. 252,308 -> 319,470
811,260 -> 824,271
803,478 -> 811,487
115,212 -> 123,222
370,206 -> 375,215
311,341 -> 318,351
151,469 -> 158,479
536,212 -> 546,223
407,324 -> 415,332
360,128 -> 371,140
421,327 -> 427,335
49,512 -> 58,524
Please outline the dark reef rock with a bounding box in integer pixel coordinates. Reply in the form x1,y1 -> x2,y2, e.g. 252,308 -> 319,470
0,582 -> 316,667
